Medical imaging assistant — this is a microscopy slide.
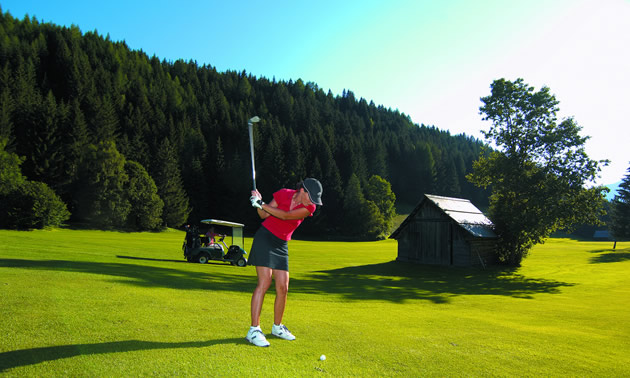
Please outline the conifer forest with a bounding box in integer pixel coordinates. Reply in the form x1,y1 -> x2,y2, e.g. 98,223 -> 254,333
0,9 -> 490,238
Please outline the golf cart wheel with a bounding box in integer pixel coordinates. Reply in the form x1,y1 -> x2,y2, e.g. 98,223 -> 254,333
198,253 -> 210,264
236,257 -> 247,267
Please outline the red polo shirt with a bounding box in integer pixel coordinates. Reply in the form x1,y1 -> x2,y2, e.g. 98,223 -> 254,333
262,189 -> 316,241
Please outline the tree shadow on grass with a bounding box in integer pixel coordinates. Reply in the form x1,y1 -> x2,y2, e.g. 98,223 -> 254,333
0,338 -> 244,372
116,255 -> 236,266
116,255 -> 188,264
0,258 -> 254,292
290,261 -> 575,304
0,258 -> 573,304
589,247 -> 630,264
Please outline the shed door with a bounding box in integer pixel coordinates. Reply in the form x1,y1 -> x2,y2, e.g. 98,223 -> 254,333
417,220 -> 451,265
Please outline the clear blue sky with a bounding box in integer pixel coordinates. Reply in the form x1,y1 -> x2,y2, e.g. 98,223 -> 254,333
2,0 -> 629,186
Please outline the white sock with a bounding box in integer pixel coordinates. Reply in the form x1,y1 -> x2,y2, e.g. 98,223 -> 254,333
250,326 -> 261,331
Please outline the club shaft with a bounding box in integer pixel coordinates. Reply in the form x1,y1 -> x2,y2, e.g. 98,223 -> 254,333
248,123 -> 256,191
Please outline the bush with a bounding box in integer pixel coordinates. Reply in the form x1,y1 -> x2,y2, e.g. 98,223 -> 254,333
0,180 -> 70,229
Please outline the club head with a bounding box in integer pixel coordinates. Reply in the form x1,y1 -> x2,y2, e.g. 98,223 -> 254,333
249,116 -> 260,124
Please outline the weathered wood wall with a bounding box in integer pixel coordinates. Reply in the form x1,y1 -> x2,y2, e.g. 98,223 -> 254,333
395,200 -> 496,267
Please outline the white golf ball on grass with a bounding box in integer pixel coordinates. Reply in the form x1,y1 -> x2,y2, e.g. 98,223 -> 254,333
319,354 -> 326,361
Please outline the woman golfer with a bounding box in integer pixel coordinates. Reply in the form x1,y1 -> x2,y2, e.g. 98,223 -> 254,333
245,178 -> 323,347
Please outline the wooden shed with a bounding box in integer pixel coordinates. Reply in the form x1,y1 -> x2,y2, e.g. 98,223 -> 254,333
390,194 -> 497,267
593,230 -> 612,241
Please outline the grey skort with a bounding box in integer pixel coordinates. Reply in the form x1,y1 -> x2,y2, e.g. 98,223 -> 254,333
247,226 -> 289,271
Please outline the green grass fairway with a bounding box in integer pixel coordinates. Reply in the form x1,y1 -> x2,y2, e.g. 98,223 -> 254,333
1,229 -> 629,376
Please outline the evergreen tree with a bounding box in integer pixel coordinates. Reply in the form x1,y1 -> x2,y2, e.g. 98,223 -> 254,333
152,138 -> 190,227
204,136 -> 230,218
25,91 -> 66,187
88,94 -> 118,142
0,66 -> 13,141
180,126 -> 208,221
417,142 -> 436,195
436,158 -> 461,197
11,60 -> 44,177
610,163 -> 630,243
341,174 -> 383,239
342,174 -> 367,237
59,99 -> 89,208
317,149 -> 344,234
366,139 -> 388,179
261,127 -> 288,189
283,130 -> 306,185
119,106 -> 151,168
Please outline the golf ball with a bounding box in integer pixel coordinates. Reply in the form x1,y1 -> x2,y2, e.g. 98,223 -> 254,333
319,355 -> 326,361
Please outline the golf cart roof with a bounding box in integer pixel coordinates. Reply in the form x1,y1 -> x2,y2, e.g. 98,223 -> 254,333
201,219 -> 245,228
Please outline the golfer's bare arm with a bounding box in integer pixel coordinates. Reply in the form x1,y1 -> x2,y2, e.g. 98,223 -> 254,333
256,199 -> 310,220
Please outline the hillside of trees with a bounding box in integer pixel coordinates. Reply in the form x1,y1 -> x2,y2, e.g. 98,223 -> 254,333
0,9 -> 489,238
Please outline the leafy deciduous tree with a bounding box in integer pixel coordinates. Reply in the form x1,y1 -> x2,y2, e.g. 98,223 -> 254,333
0,136 -> 24,194
365,175 -> 397,238
124,160 -> 163,231
468,78 -> 608,266
0,137 -> 70,229
74,141 -> 130,228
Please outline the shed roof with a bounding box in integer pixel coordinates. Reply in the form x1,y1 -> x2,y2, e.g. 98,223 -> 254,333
593,230 -> 611,239
390,194 -> 497,239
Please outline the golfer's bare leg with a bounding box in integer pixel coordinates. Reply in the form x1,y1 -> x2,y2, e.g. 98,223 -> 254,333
273,269 -> 289,325
251,266 -> 273,327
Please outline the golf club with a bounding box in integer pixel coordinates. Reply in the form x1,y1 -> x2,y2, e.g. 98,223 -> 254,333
247,116 -> 261,191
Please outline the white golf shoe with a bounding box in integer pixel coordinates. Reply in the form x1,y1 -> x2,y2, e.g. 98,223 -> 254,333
246,327 -> 270,347
271,324 -> 296,341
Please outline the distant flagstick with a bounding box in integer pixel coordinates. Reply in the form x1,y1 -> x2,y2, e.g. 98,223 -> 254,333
247,116 -> 261,191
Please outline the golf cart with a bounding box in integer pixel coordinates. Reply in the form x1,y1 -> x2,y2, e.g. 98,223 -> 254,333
182,219 -> 248,267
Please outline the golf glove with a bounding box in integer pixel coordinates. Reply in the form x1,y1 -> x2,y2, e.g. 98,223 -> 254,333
250,196 -> 264,209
